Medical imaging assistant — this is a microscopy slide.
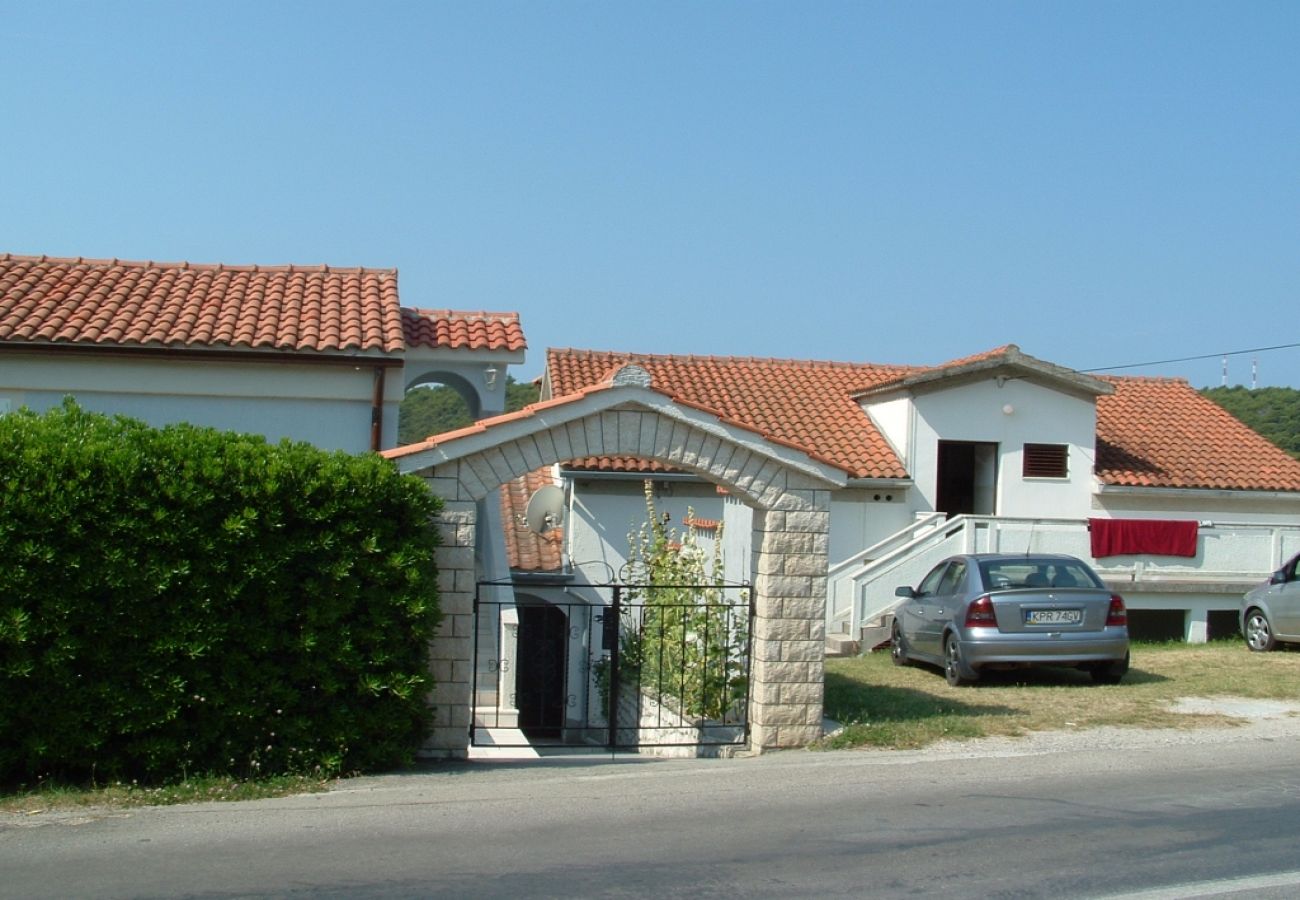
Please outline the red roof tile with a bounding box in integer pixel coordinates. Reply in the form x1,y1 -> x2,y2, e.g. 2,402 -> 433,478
547,349 -> 915,480
0,253 -> 404,355
1096,376 -> 1300,491
547,348 -> 1300,493
403,308 -> 527,352
499,467 -> 565,572
565,456 -> 681,474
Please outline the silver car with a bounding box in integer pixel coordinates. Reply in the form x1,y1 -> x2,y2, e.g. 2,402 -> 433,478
1241,552 -> 1300,651
890,553 -> 1131,686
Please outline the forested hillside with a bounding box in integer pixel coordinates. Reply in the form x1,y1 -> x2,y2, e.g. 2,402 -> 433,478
1201,386 -> 1300,459
398,376 -> 540,445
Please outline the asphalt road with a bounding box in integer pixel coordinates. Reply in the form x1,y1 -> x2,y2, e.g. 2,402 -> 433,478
5,716 -> 1300,899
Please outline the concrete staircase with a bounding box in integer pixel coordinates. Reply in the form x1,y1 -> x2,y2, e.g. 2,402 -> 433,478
825,613 -> 894,658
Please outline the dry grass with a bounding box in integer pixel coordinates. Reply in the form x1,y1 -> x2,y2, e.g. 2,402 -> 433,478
818,641 -> 1300,750
0,773 -> 332,815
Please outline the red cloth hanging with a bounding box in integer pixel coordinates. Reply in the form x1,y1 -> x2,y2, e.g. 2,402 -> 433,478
1088,518 -> 1199,558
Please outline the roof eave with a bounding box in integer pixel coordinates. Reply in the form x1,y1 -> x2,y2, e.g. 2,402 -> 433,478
1095,482 -> 1300,502
844,477 -> 915,490
558,467 -> 705,482
0,340 -> 405,365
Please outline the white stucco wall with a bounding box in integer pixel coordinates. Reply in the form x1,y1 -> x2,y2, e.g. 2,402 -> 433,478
0,352 -> 403,452
720,493 -> 754,585
1093,489 -> 1300,527
565,476 -> 725,586
904,378 -> 1098,519
829,487 -> 914,562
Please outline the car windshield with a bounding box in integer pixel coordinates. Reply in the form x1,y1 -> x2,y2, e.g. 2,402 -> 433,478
979,559 -> 1103,591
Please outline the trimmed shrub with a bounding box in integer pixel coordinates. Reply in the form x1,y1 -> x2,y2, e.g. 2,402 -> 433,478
0,400 -> 441,785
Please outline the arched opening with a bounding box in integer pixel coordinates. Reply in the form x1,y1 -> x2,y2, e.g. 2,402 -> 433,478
388,385 -> 841,758
400,375 -> 478,445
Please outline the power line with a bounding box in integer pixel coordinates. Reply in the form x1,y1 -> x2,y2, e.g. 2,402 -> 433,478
1080,341 -> 1300,374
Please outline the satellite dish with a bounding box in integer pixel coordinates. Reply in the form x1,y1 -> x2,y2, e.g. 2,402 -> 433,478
524,485 -> 565,534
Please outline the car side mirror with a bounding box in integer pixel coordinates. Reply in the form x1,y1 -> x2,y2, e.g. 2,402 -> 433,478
1270,571 -> 1286,585
895,586 -> 916,598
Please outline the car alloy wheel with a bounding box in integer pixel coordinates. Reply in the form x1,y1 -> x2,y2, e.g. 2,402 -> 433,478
1245,610 -> 1277,652
891,622 -> 909,666
944,636 -> 973,687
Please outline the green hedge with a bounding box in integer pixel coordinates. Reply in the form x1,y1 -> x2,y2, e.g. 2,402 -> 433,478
0,400 -> 441,786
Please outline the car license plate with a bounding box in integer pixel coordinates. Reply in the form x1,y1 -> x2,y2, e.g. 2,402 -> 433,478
1024,609 -> 1082,626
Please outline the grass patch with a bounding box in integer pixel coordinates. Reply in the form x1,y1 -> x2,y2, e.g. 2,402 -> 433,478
817,641 -> 1300,751
0,772 -> 332,815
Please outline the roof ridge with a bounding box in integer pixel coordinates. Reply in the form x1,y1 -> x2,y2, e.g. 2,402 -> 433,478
1098,374 -> 1192,385
548,346 -> 914,370
0,253 -> 397,276
405,308 -> 521,320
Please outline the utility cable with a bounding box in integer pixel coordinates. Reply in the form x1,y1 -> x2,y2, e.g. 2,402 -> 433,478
1080,341 -> 1300,374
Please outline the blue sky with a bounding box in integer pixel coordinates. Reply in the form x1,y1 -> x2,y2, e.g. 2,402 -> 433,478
4,1 -> 1298,387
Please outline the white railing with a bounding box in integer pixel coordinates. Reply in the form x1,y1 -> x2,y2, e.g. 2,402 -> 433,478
828,516 -> 1300,638
826,512 -> 946,630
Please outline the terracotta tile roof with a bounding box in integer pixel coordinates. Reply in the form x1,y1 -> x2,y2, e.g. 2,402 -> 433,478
926,344 -> 1019,370
403,308 -> 526,352
546,349 -> 915,479
500,467 -> 565,572
0,253 -> 404,355
565,456 -> 681,474
546,347 -> 1300,493
682,515 -> 720,531
1096,376 -> 1300,491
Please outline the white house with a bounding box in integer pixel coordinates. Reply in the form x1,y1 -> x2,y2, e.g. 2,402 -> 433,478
516,344 -> 1300,650
0,253 -> 527,457
11,254 -> 1300,755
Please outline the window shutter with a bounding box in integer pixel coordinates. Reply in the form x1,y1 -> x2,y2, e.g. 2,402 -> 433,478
1023,443 -> 1068,478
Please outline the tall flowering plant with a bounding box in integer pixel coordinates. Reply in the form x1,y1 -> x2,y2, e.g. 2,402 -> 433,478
620,482 -> 749,721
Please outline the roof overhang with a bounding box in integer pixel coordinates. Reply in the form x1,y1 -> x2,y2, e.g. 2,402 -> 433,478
559,467 -> 707,482
845,478 -> 914,490
0,340 -> 404,367
402,344 -> 526,367
1094,483 -> 1300,503
853,346 -> 1113,403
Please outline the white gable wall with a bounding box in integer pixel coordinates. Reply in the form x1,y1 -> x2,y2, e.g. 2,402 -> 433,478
906,377 -> 1097,519
863,394 -> 911,461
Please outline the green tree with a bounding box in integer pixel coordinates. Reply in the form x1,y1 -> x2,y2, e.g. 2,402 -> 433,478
1201,385 -> 1300,459
398,375 -> 539,445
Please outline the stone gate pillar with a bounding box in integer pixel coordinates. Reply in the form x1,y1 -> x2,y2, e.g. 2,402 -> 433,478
749,486 -> 831,750
420,464 -> 478,758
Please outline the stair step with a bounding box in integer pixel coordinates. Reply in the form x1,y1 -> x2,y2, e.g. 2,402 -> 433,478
859,624 -> 891,652
825,634 -> 861,657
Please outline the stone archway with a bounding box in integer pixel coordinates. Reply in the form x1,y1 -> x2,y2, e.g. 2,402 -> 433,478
386,371 -> 844,757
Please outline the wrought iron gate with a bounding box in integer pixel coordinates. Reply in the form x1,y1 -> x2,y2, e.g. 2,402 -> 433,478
471,582 -> 753,751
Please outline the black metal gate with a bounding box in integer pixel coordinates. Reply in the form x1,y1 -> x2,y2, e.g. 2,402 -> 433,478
471,581 -> 753,751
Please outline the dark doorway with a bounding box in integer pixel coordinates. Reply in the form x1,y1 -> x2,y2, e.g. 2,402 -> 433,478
936,441 -> 998,516
516,603 -> 569,739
